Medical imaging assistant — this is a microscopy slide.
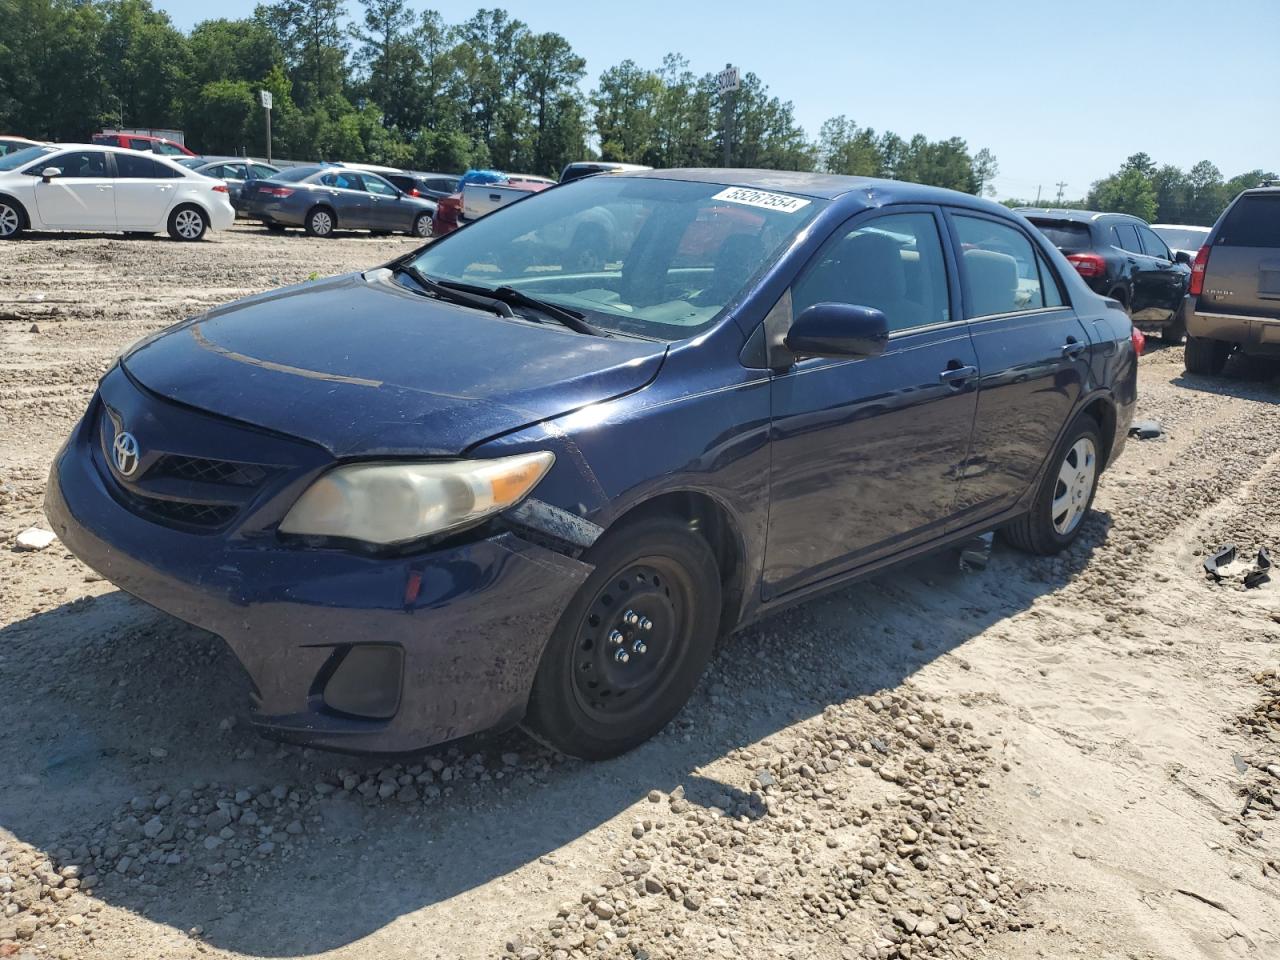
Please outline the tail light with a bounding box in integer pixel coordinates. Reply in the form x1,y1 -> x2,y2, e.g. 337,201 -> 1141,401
1066,252 -> 1107,278
212,184 -> 229,193
259,186 -> 295,199
1188,244 -> 1210,296
408,188 -> 421,197
1131,326 -> 1145,357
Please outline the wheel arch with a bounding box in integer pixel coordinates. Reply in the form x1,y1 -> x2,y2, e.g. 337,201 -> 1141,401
170,199 -> 212,223
1077,392 -> 1118,470
603,489 -> 749,639
307,202 -> 337,226
0,192 -> 31,229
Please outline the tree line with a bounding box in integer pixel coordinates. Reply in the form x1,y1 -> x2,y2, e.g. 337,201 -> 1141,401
1002,153 -> 1275,225
0,0 -> 1000,188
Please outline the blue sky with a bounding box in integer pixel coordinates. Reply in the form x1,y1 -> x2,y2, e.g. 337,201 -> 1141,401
159,0 -> 1279,200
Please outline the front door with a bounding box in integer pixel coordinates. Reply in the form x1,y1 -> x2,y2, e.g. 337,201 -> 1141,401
112,152 -> 180,228
32,150 -> 116,229
318,171 -> 370,229
361,173 -> 407,230
944,210 -> 1095,524
764,208 -> 979,599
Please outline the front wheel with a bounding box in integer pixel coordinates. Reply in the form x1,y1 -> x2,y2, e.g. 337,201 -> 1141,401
522,517 -> 721,760
0,200 -> 24,239
411,212 -> 432,238
1003,416 -> 1102,555
1184,334 -> 1230,376
167,205 -> 208,241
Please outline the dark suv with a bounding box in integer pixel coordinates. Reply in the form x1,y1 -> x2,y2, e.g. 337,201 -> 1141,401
47,171 -> 1138,759
1020,208 -> 1191,342
1182,186 -> 1280,375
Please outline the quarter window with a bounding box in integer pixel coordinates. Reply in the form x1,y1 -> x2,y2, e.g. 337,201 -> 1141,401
793,211 -> 951,332
1037,251 -> 1066,307
954,215 -> 1048,317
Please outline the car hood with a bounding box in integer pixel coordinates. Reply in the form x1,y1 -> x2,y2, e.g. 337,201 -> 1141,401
121,269 -> 666,457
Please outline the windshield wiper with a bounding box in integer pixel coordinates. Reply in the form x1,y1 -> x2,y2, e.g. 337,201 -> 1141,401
436,279 -> 609,337
393,263 -> 514,319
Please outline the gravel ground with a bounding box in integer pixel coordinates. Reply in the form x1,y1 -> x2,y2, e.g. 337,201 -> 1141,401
1,223 -> 1278,960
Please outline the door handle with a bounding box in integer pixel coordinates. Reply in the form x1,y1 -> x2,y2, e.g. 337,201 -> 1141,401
939,364 -> 978,386
1062,338 -> 1087,359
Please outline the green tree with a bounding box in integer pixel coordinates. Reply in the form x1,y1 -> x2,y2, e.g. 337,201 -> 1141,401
517,31 -> 586,176
187,18 -> 280,88
1185,160 -> 1225,224
352,0 -> 417,130
100,0 -> 190,130
971,147 -> 999,197
258,0 -> 347,109
1088,168 -> 1158,221
1151,164 -> 1190,222
591,60 -> 663,163
817,116 -> 883,177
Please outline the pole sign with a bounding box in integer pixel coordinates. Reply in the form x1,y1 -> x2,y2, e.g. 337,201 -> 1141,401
259,90 -> 273,110
716,65 -> 740,94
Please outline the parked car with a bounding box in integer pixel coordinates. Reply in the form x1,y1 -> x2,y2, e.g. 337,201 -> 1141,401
182,158 -> 280,212
559,161 -> 652,183
1181,185 -> 1280,375
383,171 -> 459,202
1151,223 -> 1210,262
1020,208 -> 1191,342
0,143 -> 234,240
46,170 -> 1138,759
431,170 -> 553,237
92,132 -> 196,157
241,165 -> 436,237
0,136 -> 44,157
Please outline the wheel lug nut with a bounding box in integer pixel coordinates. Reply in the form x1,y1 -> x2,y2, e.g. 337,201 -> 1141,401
639,617 -> 652,631
614,649 -> 630,664
632,640 -> 647,655
608,629 -> 624,646
623,610 -> 639,625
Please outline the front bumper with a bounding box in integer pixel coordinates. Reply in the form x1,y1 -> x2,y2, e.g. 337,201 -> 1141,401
44,404 -> 592,753
1185,297 -> 1280,351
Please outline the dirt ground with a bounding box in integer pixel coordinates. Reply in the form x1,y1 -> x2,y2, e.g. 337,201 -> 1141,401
1,223 -> 1278,960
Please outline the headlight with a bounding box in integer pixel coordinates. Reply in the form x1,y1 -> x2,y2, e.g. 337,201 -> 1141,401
278,451 -> 554,546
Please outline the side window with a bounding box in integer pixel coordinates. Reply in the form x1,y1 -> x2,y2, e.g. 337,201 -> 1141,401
154,142 -> 184,156
1036,250 -> 1066,307
223,163 -> 247,180
364,175 -> 396,197
46,151 -> 110,179
127,138 -> 153,151
1114,222 -> 1143,253
321,172 -> 362,190
251,164 -> 277,179
793,211 -> 951,333
1138,226 -> 1170,260
953,214 -> 1046,317
115,153 -> 168,178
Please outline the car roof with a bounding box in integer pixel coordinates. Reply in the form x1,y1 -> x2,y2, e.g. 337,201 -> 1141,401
1017,206 -> 1143,224
1151,223 -> 1210,230
634,168 -> 1011,212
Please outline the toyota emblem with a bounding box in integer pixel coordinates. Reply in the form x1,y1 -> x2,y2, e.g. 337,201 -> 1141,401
112,431 -> 140,477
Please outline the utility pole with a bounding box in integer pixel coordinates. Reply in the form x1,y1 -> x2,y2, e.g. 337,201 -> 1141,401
259,89 -> 273,164
717,64 -> 740,168
1055,181 -> 1068,205
1034,184 -> 1042,205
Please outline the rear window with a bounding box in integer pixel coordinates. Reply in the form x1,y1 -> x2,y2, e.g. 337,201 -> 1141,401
272,166 -> 323,182
1029,220 -> 1091,252
1216,195 -> 1280,248
92,135 -> 116,146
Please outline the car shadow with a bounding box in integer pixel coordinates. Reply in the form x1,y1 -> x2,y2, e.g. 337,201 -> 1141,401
0,511 -> 1112,955
1172,351 -> 1280,400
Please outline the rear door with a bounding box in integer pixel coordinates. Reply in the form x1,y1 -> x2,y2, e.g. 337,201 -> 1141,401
30,149 -> 117,229
764,207 -> 979,597
1134,224 -> 1187,320
1111,221 -> 1159,314
946,209 -> 1094,525
113,152 -> 182,228
1204,193 -> 1280,316
318,170 -> 370,228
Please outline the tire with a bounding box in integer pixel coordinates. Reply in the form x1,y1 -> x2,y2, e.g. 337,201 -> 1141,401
305,206 -> 335,237
1160,309 -> 1186,345
411,212 -> 432,238
1184,334 -> 1230,376
522,516 -> 721,760
0,198 -> 26,239
167,205 -> 208,241
1003,416 -> 1102,555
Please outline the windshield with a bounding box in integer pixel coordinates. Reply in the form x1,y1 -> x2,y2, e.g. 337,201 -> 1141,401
411,176 -> 824,339
1152,226 -> 1210,251
0,145 -> 56,172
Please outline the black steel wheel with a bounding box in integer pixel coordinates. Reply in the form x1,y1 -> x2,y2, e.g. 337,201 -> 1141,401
523,516 -> 720,760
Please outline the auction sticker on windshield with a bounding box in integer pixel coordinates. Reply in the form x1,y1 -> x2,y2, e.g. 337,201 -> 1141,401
712,186 -> 811,213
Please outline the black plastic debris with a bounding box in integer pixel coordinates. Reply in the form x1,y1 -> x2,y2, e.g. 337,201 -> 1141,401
1245,547 -> 1272,590
1128,419 -> 1162,440
959,531 -> 994,572
1203,543 -> 1236,581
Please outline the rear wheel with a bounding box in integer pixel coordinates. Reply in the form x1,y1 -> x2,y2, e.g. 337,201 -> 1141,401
0,199 -> 26,239
522,517 -> 721,760
305,206 -> 335,238
167,205 -> 207,241
1184,334 -> 1230,376
1160,309 -> 1186,344
1003,416 -> 1102,555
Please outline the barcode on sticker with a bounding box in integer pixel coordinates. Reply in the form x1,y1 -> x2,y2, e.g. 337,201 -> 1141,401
711,186 -> 811,214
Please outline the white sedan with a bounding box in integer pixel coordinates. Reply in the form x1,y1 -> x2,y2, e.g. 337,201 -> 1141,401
0,143 -> 235,241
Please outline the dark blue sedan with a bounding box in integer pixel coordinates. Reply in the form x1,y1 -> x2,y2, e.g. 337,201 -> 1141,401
45,170 -> 1138,759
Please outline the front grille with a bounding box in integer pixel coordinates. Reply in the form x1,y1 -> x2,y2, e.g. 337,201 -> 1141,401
126,493 -> 239,529
149,454 -> 270,488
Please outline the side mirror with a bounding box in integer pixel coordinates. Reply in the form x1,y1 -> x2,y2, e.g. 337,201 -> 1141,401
784,302 -> 889,360
1174,250 -> 1192,266
40,167 -> 62,182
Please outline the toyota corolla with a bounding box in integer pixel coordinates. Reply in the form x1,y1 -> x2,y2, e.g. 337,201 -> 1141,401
46,170 -> 1137,759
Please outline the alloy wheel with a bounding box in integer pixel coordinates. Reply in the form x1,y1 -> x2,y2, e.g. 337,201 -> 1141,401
174,209 -> 204,240
0,204 -> 19,238
414,214 -> 431,237
1051,437 -> 1096,535
570,559 -> 691,723
311,211 -> 333,236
